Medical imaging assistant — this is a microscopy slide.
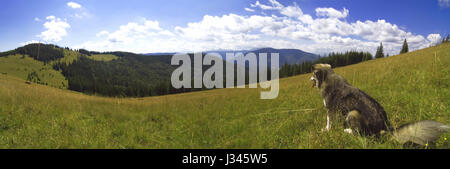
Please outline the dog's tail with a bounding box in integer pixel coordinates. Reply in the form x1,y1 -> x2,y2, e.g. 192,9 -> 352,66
391,120 -> 449,146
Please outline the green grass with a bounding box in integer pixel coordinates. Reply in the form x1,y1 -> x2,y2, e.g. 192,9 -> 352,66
0,44 -> 449,148
48,50 -> 117,65
86,54 -> 118,61
0,54 -> 67,89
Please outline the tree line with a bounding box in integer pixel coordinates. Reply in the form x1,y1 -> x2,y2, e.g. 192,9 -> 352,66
374,39 -> 410,59
0,44 -> 65,63
279,51 -> 373,78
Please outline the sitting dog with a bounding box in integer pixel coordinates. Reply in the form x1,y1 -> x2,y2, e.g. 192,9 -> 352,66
310,63 -> 448,146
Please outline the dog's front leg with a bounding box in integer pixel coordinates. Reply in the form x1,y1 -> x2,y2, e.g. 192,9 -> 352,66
321,110 -> 331,132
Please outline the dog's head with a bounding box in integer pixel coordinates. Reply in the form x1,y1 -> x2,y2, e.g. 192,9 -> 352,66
310,64 -> 332,88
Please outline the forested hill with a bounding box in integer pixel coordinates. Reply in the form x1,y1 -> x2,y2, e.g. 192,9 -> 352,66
55,54 -> 176,97
0,43 -> 66,63
0,44 -> 177,97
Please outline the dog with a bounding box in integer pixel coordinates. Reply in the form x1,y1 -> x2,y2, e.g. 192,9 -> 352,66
310,63 -> 449,146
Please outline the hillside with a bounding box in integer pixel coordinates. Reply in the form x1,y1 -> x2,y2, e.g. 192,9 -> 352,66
0,44 -> 122,89
0,43 -> 449,148
0,54 -> 68,88
0,44 -> 178,97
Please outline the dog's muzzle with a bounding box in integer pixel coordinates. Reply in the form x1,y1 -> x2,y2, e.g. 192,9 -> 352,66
310,76 -> 316,88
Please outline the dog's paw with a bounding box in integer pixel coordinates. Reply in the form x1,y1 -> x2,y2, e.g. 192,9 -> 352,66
344,128 -> 353,134
320,127 -> 330,132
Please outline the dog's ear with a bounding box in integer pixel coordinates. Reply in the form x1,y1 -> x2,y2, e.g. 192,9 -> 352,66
312,64 -> 331,70
314,69 -> 328,88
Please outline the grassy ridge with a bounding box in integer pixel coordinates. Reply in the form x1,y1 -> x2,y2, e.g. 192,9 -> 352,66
0,48 -> 118,90
0,54 -> 67,88
0,44 -> 449,148
86,54 -> 118,61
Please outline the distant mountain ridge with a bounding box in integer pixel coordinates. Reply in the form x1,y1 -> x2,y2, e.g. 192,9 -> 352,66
250,48 -> 317,65
144,48 -> 318,66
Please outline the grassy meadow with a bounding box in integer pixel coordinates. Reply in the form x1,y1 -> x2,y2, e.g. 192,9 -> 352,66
0,43 -> 449,148
86,54 -> 118,61
0,54 -> 67,89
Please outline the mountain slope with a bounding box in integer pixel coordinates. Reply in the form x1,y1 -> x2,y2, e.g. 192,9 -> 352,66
0,54 -> 68,88
0,43 -> 448,148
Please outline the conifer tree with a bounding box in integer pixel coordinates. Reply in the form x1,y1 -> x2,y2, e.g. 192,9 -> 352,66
400,39 -> 409,54
375,42 -> 384,58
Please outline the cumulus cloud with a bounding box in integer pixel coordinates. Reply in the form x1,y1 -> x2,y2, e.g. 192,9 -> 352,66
158,30 -> 175,36
427,34 -> 442,45
280,3 -> 303,18
105,19 -> 162,43
37,16 -> 70,42
74,18 -> 178,53
66,2 -> 91,19
20,40 -> 41,46
315,8 -> 349,18
251,0 -> 283,10
46,15 -> 55,20
75,0 -> 440,55
67,2 -> 82,9
174,14 -> 275,42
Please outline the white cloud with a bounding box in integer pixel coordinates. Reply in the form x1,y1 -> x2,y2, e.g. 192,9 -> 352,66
158,30 -> 175,36
174,14 -> 276,42
245,8 -> 255,12
74,0 -> 438,55
20,40 -> 41,46
66,2 -> 91,19
280,3 -> 303,18
46,15 -> 55,20
427,34 -> 442,45
34,17 -> 41,22
438,0 -> 450,7
74,18 -> 177,53
315,8 -> 349,18
37,16 -> 70,42
67,2 -> 82,9
105,19 -> 162,43
252,0 -> 303,18
251,0 -> 283,10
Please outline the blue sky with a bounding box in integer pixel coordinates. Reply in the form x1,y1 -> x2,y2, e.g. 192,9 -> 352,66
0,0 -> 449,54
